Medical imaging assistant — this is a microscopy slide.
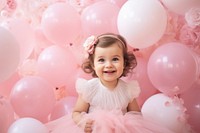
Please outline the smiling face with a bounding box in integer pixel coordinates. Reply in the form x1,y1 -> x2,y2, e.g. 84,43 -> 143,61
93,43 -> 124,88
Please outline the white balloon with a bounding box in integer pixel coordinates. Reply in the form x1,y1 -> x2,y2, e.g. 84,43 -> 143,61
8,117 -> 48,133
117,0 -> 167,49
141,93 -> 188,133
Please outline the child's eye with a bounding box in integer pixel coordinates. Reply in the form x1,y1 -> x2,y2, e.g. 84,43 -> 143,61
98,58 -> 105,62
113,58 -> 119,61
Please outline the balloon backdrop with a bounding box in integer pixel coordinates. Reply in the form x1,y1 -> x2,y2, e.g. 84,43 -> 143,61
0,0 -> 199,132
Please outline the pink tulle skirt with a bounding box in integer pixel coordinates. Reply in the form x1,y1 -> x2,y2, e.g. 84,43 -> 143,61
45,110 -> 175,133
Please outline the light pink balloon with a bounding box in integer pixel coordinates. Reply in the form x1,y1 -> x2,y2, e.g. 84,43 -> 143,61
147,42 -> 198,96
10,76 -> 56,123
37,45 -> 78,87
49,96 -> 77,121
180,81 -> 200,133
0,27 -> 20,82
81,1 -> 120,37
41,3 -> 81,45
0,97 -> 15,133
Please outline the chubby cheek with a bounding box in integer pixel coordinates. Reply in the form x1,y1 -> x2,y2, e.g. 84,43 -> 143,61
119,68 -> 124,76
93,64 -> 102,75
117,64 -> 125,75
95,66 -> 103,73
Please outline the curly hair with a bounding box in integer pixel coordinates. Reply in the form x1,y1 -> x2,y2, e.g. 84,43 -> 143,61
81,33 -> 137,77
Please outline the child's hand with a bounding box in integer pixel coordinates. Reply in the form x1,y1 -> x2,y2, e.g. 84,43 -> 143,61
84,119 -> 94,133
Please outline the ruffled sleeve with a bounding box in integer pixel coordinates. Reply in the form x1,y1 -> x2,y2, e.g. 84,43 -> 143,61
126,80 -> 141,102
76,78 -> 98,103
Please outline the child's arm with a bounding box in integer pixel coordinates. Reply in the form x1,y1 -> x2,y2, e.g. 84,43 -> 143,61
72,95 -> 89,124
72,95 -> 93,133
127,99 -> 141,112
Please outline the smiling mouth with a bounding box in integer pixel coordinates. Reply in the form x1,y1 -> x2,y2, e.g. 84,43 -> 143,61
104,70 -> 116,73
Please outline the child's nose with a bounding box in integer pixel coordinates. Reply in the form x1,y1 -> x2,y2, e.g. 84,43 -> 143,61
105,61 -> 113,67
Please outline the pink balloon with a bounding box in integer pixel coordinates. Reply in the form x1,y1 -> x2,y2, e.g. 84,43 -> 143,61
147,42 -> 198,96
10,76 -> 56,123
180,81 -> 200,133
41,3 -> 81,45
0,97 -> 15,133
49,96 -> 77,121
37,45 -> 78,88
81,1 -> 120,37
